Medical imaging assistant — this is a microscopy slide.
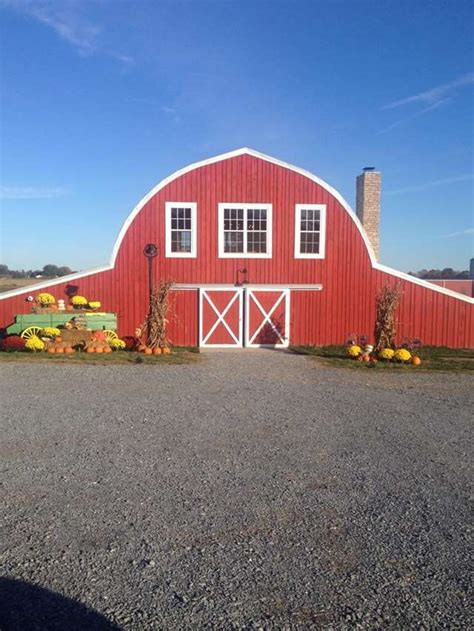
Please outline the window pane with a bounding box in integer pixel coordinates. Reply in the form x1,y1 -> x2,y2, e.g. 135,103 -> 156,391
224,232 -> 244,253
171,230 -> 191,252
248,231 -> 267,253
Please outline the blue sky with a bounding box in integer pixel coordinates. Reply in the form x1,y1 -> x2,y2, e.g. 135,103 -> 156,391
0,0 -> 473,273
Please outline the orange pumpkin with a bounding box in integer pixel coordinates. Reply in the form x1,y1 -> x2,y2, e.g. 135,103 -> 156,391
411,356 -> 421,366
362,354 -> 370,362
162,347 -> 171,354
153,347 -> 162,355
95,347 -> 103,354
144,348 -> 153,355
86,346 -> 95,354
65,346 -> 74,354
103,346 -> 112,354
56,336 -> 62,343
55,347 -> 64,354
48,347 -> 56,354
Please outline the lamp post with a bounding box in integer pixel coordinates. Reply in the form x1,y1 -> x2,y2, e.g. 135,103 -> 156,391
143,243 -> 158,311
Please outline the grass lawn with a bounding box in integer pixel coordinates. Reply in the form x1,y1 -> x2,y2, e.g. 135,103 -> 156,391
291,345 -> 474,372
0,276 -> 56,294
0,347 -> 200,365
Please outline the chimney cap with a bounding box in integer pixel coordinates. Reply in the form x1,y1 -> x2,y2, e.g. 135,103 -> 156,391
363,166 -> 376,171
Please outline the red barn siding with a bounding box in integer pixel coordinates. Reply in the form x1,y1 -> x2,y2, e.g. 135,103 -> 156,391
1,150 -> 473,348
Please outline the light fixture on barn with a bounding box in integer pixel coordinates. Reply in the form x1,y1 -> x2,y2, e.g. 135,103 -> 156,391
236,268 -> 248,286
143,243 -> 158,309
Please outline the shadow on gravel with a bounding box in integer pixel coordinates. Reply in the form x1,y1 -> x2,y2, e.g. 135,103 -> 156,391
0,577 -> 122,630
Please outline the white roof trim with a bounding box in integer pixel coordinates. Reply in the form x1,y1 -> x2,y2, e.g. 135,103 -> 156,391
1,147 -> 473,304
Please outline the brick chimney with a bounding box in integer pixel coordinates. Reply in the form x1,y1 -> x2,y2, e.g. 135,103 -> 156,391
356,167 -> 381,260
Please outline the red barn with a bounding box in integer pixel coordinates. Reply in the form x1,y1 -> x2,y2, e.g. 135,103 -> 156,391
1,148 -> 473,348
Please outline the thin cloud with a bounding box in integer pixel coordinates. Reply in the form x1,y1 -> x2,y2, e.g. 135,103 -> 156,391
0,185 -> 69,199
386,174 -> 473,195
377,98 -> 451,134
437,227 -> 474,239
0,0 -> 133,65
383,72 -> 474,110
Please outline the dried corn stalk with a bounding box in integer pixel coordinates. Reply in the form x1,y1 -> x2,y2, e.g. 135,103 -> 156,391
374,283 -> 402,353
139,280 -> 174,349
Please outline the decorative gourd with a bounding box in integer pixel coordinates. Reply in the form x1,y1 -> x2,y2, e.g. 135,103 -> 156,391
411,356 -> 421,366
362,354 -> 370,362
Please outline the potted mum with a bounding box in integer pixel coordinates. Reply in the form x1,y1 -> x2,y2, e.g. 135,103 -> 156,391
71,295 -> 88,310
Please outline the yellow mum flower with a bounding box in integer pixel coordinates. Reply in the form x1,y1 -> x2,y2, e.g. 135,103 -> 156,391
25,335 -> 45,351
71,295 -> 88,306
88,301 -> 101,309
36,293 -> 55,305
394,348 -> 412,362
109,338 -> 126,350
40,327 -> 61,338
379,348 -> 395,360
347,345 -> 362,357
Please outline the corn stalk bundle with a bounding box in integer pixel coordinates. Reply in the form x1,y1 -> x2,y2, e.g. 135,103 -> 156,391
139,280 -> 174,349
374,283 -> 402,353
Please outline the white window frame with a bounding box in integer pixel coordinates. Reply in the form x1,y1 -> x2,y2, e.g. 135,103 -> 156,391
294,204 -> 326,259
165,202 -> 197,258
218,203 -> 272,258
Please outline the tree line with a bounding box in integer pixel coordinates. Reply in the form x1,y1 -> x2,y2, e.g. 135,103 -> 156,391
0,264 -> 75,279
408,268 -> 470,280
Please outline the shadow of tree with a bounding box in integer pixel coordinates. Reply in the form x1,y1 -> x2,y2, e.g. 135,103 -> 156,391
0,577 -> 122,630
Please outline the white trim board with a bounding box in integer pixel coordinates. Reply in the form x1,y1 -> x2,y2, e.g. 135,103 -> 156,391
174,283 -> 323,291
0,147 -> 472,305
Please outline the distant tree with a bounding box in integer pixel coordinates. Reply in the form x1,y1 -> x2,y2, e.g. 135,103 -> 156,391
42,264 -> 59,277
410,268 -> 469,280
0,264 -> 10,275
57,266 -> 73,276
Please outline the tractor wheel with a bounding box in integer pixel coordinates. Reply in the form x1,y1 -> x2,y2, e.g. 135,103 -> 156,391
20,326 -> 42,340
103,330 -> 118,343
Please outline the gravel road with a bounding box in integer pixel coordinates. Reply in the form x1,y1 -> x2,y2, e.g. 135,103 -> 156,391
1,352 -> 472,629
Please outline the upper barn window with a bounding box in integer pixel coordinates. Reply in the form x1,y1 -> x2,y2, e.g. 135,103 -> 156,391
165,202 -> 197,258
294,204 -> 326,259
218,203 -> 272,258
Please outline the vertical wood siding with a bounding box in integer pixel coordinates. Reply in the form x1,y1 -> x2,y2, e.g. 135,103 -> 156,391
1,154 -> 473,347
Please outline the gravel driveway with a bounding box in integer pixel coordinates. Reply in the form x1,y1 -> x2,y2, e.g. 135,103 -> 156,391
1,352 -> 472,629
